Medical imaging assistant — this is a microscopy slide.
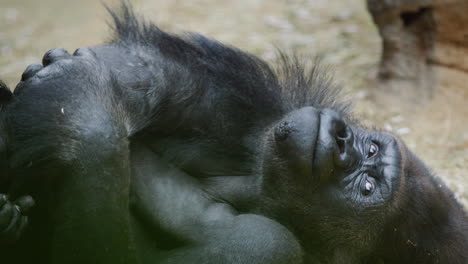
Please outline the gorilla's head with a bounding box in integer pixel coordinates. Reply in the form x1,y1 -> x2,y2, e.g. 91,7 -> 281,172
259,106 -> 464,261
264,107 -> 398,190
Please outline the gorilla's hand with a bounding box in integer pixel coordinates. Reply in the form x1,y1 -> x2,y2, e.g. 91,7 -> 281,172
0,194 -> 34,244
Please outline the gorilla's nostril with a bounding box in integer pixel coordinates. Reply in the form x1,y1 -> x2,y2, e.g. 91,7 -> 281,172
21,64 -> 43,81
337,126 -> 352,140
334,123 -> 352,155
336,125 -> 347,139
42,48 -> 71,66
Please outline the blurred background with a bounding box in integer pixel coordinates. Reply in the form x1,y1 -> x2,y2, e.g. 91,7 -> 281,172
0,0 -> 466,207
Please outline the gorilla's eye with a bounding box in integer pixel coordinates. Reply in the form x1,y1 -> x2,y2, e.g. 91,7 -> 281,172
362,179 -> 375,196
367,143 -> 379,158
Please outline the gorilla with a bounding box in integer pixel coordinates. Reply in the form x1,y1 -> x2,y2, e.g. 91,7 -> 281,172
0,4 -> 466,264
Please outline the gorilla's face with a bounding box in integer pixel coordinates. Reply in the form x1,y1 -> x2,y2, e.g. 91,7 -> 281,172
261,106 -> 404,247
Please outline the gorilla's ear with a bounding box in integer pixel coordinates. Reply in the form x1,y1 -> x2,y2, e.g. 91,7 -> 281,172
0,80 -> 12,105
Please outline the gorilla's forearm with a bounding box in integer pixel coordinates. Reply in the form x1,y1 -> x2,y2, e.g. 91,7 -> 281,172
130,141 -> 236,242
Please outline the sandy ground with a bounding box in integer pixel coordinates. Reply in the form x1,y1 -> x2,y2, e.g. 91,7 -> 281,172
0,0 -> 466,207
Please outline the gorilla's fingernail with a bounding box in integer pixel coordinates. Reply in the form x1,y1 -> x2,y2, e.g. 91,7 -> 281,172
42,48 -> 70,66
0,194 -> 7,205
16,196 -> 35,214
21,64 -> 43,81
73,47 -> 92,56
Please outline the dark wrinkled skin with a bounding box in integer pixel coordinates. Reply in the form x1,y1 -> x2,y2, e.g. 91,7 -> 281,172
0,4 -> 466,264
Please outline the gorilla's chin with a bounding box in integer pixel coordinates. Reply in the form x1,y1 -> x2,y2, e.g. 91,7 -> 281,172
272,106 -> 321,177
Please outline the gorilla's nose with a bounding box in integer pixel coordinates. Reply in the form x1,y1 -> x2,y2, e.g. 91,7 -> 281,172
318,109 -> 355,169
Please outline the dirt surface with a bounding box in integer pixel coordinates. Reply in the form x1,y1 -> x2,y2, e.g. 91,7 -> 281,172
0,0 -> 466,207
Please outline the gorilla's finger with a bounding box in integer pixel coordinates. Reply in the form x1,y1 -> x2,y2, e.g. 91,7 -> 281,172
0,194 -> 7,207
15,195 -> 35,214
1,216 -> 28,244
1,205 -> 20,234
10,216 -> 28,242
0,202 -> 13,228
17,216 -> 28,234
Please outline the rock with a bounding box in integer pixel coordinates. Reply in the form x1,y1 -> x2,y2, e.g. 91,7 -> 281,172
367,0 -> 468,103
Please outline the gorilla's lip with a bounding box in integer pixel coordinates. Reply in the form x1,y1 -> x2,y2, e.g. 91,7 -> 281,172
310,111 -> 321,165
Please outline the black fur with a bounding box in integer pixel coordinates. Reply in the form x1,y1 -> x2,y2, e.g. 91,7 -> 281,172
0,3 -> 466,264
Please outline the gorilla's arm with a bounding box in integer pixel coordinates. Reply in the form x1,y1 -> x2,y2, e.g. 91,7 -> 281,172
130,141 -> 303,264
130,141 -> 235,242
6,51 -> 138,263
4,25 -> 303,264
